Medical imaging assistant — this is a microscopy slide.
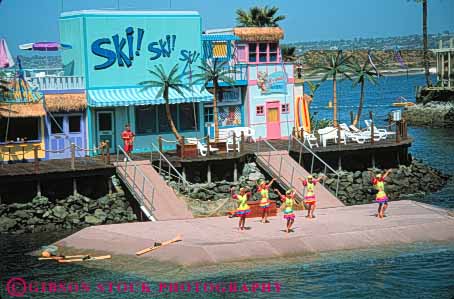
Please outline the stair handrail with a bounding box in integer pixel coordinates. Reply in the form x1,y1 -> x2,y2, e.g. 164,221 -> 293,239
291,135 -> 340,197
116,145 -> 156,221
150,142 -> 189,189
149,143 -> 224,196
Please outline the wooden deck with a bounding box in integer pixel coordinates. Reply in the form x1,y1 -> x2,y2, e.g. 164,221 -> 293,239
137,137 -> 413,166
0,137 -> 412,181
0,157 -> 115,182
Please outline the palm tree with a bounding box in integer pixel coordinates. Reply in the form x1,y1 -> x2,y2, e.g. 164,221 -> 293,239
193,59 -> 236,141
236,6 -> 285,27
306,81 -> 320,100
349,58 -> 380,126
281,46 -> 297,62
312,51 -> 351,126
139,64 -> 189,141
410,0 -> 432,86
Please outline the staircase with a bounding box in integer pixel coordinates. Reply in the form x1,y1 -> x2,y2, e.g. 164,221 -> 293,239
115,147 -> 193,221
255,138 -> 344,209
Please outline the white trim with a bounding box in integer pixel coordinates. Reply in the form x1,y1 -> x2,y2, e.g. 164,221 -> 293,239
61,10 -> 199,17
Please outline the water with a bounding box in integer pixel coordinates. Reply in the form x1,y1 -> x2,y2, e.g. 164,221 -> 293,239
1,74 -> 453,298
308,73 -> 427,126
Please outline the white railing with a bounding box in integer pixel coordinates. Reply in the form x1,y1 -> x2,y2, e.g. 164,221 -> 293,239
116,146 -> 156,221
28,76 -> 85,91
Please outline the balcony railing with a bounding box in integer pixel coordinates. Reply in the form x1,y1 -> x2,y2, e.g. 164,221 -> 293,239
28,76 -> 85,91
206,64 -> 248,87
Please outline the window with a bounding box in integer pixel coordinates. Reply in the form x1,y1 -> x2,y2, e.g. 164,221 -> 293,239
135,104 -> 200,135
158,104 -> 178,133
281,104 -> 289,114
98,113 -> 112,131
179,103 -> 199,131
259,43 -> 267,62
248,43 -> 257,62
0,117 -> 39,142
269,43 -> 278,62
256,105 -> 264,116
51,116 -> 64,134
204,107 -> 214,123
248,42 -> 280,63
68,115 -> 81,133
135,106 -> 157,134
212,42 -> 227,58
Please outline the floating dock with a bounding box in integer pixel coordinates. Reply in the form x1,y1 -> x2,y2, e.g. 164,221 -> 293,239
57,200 -> 454,267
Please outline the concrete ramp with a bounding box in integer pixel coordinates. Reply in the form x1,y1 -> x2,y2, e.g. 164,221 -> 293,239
256,151 -> 344,209
116,160 -> 193,221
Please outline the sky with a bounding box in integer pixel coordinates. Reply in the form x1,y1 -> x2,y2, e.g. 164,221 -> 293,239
1,0 -> 454,56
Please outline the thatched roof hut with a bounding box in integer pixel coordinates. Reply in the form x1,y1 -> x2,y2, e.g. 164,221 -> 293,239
44,93 -> 87,112
233,27 -> 284,41
0,102 -> 46,118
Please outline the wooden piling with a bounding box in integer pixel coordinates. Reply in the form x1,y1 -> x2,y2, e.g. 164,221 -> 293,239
72,178 -> 78,196
36,180 -> 42,197
233,162 -> 238,182
207,163 -> 212,183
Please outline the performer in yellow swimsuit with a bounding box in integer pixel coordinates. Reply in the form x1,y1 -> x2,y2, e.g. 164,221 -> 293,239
299,175 -> 326,219
231,187 -> 252,231
370,169 -> 392,219
275,189 -> 297,233
257,178 -> 276,223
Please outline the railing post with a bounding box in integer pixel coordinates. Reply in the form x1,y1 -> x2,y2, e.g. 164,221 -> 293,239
158,153 -> 162,175
369,111 -> 375,144
158,136 -> 163,153
278,156 -> 283,177
290,167 -> 295,186
105,140 -> 110,165
396,120 -> 401,143
402,118 -> 407,140
337,125 -> 341,145
70,142 -> 76,170
298,142 -> 303,165
240,131 -> 245,153
310,155 -> 315,173
232,131 -> 237,156
34,145 -> 40,174
205,135 -> 211,157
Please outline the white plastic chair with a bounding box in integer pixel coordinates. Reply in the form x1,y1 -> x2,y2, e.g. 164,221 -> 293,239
339,123 -> 368,144
186,138 -> 219,157
317,127 -> 342,147
302,130 -> 319,148
364,120 -> 395,140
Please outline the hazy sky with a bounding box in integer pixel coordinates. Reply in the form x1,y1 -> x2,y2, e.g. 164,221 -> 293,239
1,0 -> 453,55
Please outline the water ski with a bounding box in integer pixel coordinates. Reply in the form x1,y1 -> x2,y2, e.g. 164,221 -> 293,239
136,234 -> 182,256
38,254 -> 88,261
58,255 -> 112,263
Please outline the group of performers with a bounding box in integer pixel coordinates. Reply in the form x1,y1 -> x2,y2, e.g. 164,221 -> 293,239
231,169 -> 391,233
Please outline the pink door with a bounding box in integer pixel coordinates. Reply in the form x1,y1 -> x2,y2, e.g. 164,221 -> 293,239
266,101 -> 281,139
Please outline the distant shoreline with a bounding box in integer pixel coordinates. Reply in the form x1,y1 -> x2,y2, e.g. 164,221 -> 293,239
303,68 -> 427,81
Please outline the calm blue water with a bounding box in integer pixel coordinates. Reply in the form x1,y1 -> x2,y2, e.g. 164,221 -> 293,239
308,74 -> 427,126
1,74 -> 453,298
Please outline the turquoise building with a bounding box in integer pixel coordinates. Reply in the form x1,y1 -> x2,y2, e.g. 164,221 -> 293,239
59,10 -> 212,152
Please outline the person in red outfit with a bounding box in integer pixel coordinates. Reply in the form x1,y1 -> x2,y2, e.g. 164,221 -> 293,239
121,124 -> 135,156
